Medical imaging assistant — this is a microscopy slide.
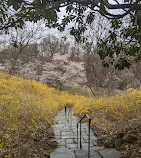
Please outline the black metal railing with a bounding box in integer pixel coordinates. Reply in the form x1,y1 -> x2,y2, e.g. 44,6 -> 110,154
77,114 -> 91,158
65,105 -> 72,125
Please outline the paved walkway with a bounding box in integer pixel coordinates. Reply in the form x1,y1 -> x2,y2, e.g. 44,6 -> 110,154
50,108 -> 122,158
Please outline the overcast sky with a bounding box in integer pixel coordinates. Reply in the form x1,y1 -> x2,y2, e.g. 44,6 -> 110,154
0,0 -> 129,48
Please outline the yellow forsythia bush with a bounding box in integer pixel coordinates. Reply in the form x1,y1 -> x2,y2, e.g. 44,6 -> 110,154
73,88 -> 141,133
0,71 -> 141,156
0,72 -> 75,157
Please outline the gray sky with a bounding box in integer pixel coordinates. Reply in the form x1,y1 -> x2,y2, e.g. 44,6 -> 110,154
0,0 -> 129,48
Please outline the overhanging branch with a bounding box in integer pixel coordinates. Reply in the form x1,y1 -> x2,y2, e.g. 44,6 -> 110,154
108,3 -> 141,10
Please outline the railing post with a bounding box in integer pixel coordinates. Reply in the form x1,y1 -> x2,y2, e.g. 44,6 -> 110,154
65,106 -> 66,119
76,113 -> 91,157
88,118 -> 91,158
70,107 -> 72,126
77,123 -> 78,148
80,121 -> 82,149
68,106 -> 70,123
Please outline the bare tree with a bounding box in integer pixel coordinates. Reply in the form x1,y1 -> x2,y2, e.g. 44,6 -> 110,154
39,35 -> 70,59
4,23 -> 43,74
39,35 -> 60,58
82,13 -> 110,95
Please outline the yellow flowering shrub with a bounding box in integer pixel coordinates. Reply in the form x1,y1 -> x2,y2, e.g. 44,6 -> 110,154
0,71 -> 141,156
73,89 -> 141,133
3,134 -> 11,139
0,72 -> 75,157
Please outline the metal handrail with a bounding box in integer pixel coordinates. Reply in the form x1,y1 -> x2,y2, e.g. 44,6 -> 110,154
77,114 -> 91,158
65,105 -> 72,125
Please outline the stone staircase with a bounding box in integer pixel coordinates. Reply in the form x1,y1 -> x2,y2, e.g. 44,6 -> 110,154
50,108 -> 122,158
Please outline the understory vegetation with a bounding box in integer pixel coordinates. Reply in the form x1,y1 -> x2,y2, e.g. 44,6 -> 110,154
0,72 -> 141,157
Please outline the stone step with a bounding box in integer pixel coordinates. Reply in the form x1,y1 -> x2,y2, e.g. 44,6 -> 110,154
50,108 -> 122,158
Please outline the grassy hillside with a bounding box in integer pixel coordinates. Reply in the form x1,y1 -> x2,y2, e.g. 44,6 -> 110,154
0,72 -> 141,157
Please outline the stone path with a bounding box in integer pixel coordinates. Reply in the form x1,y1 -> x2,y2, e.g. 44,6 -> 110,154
50,108 -> 122,158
